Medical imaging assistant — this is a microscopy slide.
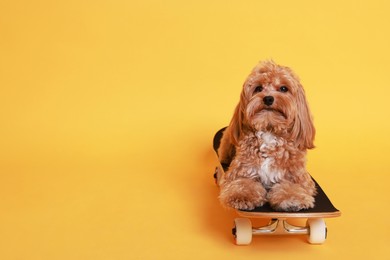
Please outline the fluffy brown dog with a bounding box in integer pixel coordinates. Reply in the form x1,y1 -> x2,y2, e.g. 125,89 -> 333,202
218,60 -> 316,211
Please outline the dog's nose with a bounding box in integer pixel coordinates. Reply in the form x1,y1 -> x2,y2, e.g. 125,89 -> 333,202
263,96 -> 274,106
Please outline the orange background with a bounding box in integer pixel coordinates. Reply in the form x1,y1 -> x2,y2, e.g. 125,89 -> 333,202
1,0 -> 389,259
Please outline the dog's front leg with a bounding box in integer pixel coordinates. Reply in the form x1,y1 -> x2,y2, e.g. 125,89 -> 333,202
219,176 -> 267,210
267,177 -> 316,212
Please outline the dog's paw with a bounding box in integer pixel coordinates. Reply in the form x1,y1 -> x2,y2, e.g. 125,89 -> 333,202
270,195 -> 314,212
219,179 -> 267,210
224,195 -> 265,210
267,183 -> 315,212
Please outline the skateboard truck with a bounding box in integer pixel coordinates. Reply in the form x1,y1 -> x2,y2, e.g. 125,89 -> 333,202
253,218 -> 313,236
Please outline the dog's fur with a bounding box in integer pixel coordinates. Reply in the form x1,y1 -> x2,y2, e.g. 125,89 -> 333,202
218,60 -> 317,211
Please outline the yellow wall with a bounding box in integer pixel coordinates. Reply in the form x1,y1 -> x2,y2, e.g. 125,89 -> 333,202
0,0 -> 389,259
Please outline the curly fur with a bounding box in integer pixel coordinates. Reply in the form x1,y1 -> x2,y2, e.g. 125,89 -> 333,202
218,60 -> 317,211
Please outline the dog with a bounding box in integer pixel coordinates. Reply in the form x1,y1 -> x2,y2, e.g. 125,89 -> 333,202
218,60 -> 317,211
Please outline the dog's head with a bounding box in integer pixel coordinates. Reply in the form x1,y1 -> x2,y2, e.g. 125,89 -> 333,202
229,60 -> 315,149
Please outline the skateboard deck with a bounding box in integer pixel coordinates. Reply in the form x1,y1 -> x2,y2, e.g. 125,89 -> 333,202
213,127 -> 341,245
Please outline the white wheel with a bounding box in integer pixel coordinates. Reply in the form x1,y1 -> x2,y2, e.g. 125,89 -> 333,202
233,218 -> 252,245
307,218 -> 327,244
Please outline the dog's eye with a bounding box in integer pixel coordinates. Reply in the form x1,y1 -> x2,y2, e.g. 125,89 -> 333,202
254,86 -> 263,93
279,86 -> 288,92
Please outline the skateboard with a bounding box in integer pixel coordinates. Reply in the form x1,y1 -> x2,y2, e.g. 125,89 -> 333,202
213,127 -> 341,245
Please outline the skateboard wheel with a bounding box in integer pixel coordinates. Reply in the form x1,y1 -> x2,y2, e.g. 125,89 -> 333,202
233,218 -> 252,245
307,218 -> 327,244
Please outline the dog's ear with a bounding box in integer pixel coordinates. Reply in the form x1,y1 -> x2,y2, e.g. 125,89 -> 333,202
229,103 -> 243,146
228,90 -> 247,146
291,85 -> 315,149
